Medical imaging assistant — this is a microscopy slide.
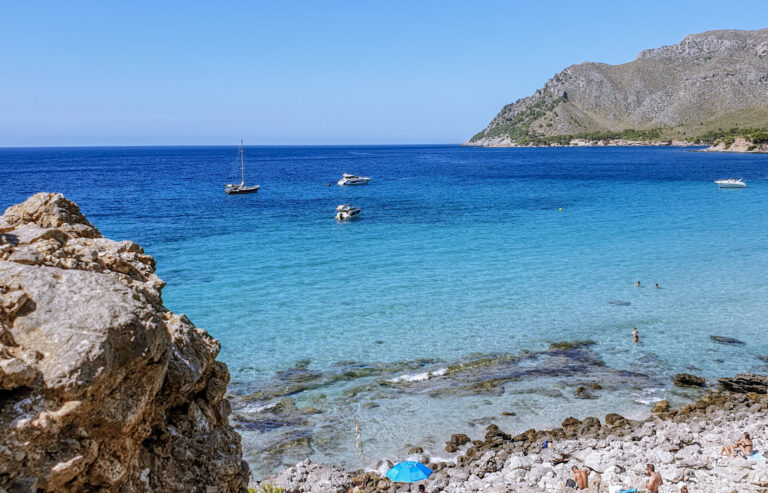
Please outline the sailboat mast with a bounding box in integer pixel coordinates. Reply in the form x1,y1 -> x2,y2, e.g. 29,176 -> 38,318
240,139 -> 245,184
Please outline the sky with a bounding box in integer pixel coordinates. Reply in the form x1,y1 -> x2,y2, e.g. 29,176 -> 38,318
1,1 -> 766,146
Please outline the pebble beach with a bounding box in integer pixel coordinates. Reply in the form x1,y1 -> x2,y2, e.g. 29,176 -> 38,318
259,374 -> 768,492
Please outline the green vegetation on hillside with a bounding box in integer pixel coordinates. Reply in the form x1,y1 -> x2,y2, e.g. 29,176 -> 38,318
471,97 -> 562,142
473,116 -> 768,147
693,127 -> 768,145
516,128 -> 662,146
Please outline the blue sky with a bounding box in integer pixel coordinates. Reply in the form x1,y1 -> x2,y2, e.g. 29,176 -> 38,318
1,1 -> 766,146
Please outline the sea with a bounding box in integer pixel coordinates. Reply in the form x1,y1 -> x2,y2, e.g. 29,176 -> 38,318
2,144 -> 768,478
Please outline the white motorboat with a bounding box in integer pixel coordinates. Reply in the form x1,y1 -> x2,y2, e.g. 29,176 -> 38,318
225,140 -> 260,195
715,178 -> 747,189
337,173 -> 371,186
335,204 -> 361,221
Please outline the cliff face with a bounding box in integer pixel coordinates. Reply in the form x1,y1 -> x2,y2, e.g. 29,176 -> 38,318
469,29 -> 768,146
0,193 -> 249,492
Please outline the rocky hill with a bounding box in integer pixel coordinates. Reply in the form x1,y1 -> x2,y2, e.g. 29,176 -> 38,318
0,193 -> 249,492
468,29 -> 768,146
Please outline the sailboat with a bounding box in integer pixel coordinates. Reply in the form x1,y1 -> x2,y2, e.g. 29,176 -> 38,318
225,140 -> 260,195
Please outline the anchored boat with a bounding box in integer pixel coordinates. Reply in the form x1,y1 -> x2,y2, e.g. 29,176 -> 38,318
337,173 -> 371,186
715,178 -> 746,189
225,140 -> 260,195
335,204 -> 361,221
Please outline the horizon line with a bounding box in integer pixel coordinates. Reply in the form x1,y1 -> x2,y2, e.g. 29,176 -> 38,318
0,142 -> 467,150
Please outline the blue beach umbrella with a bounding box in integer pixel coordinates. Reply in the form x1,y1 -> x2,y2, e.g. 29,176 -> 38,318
386,461 -> 432,483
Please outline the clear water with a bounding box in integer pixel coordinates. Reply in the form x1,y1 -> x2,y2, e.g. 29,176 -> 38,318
2,145 -> 768,477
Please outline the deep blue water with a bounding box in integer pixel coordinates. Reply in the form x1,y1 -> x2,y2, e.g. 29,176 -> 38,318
3,145 -> 768,476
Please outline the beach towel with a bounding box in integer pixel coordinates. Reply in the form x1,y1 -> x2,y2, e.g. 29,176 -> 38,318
749,450 -> 767,462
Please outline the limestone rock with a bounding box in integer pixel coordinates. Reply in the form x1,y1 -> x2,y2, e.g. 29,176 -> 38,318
0,193 -> 248,492
262,459 -> 350,493
448,433 -> 471,447
673,373 -> 706,387
719,373 -> 768,394
652,400 -> 671,413
562,417 -> 581,428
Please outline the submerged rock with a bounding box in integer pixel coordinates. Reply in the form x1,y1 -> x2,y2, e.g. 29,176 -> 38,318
710,335 -> 746,345
673,373 -> 706,387
574,386 -> 597,399
0,193 -> 248,492
547,339 -> 596,351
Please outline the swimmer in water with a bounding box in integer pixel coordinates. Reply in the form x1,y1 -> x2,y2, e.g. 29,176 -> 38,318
632,327 -> 639,343
655,283 -> 660,289
635,281 -> 641,287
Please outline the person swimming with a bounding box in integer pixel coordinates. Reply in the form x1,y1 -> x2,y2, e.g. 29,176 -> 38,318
635,281 -> 641,287
632,328 -> 639,343
655,283 -> 660,289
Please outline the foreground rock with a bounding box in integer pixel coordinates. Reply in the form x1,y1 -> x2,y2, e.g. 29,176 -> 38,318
0,193 -> 249,492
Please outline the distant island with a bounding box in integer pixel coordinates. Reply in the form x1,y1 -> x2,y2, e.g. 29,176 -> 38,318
466,29 -> 768,152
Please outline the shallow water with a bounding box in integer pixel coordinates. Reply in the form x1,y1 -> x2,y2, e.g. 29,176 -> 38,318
2,145 -> 768,477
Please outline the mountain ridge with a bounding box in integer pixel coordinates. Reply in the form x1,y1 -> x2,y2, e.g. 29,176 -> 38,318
467,29 -> 768,146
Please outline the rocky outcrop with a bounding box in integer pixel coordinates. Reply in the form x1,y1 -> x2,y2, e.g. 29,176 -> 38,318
0,193 -> 249,492
468,29 -> 768,146
704,136 -> 768,153
673,373 -> 706,388
719,373 -> 768,394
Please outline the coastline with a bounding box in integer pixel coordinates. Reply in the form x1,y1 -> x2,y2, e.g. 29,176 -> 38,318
258,374 -> 768,492
462,137 -> 697,148
463,137 -> 768,153
701,137 -> 768,154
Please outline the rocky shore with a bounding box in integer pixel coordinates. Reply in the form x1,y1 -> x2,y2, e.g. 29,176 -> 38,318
0,193 -> 249,491
703,137 -> 768,153
259,374 -> 768,492
463,138 -> 696,148
464,136 -> 768,153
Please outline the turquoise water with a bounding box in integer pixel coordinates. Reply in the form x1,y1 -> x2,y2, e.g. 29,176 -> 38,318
2,145 -> 768,477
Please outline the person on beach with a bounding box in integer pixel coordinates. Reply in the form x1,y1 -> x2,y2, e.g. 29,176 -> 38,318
721,443 -> 736,456
721,432 -> 753,457
571,466 -> 589,490
632,327 -> 639,343
681,485 -> 688,493
646,464 -> 663,493
738,432 -> 753,456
